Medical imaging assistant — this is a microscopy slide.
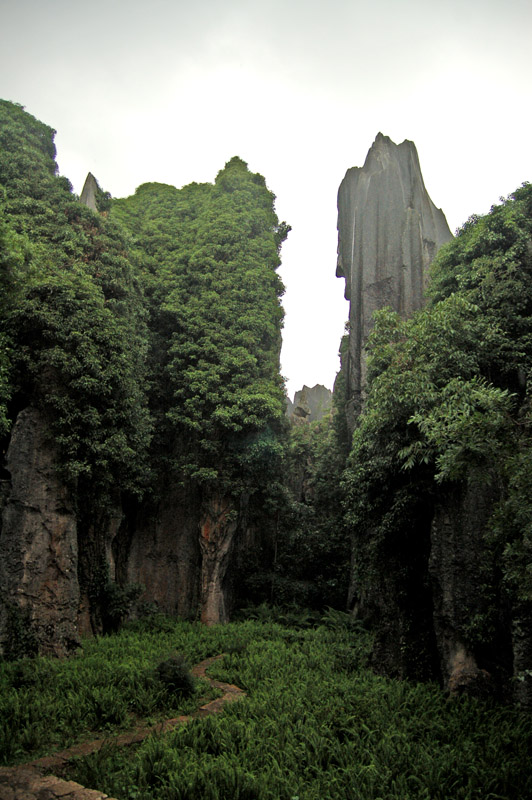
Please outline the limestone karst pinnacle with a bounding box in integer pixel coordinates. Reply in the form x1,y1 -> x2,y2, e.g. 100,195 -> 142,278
286,384 -> 333,423
336,133 -> 453,426
79,172 -> 99,211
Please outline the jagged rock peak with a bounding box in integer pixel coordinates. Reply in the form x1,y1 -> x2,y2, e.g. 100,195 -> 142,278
361,132 -> 420,175
79,172 -> 100,211
289,384 -> 332,423
337,134 -> 453,426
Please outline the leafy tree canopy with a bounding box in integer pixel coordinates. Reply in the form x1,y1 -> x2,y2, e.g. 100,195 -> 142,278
0,100 -> 151,501
111,156 -> 290,499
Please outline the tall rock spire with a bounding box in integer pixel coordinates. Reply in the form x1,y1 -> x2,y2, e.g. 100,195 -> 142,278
336,134 -> 452,426
79,172 -> 99,211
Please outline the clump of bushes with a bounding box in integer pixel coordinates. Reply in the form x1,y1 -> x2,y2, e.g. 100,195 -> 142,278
155,654 -> 196,698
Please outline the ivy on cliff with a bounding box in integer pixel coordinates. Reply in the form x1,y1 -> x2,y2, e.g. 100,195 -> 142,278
0,210 -> 29,436
0,101 -> 151,501
110,157 -> 289,503
0,101 -> 290,545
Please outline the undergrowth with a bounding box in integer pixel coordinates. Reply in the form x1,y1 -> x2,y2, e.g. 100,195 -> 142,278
2,614 -> 531,799
0,617 -> 234,764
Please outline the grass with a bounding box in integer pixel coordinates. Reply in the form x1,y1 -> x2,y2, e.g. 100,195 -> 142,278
2,613 -> 531,799
0,614 -> 235,764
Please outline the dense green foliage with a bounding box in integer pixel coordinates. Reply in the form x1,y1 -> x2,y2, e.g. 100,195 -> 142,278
2,618 -> 529,799
0,210 -> 26,435
251,409 -> 350,611
110,159 -> 288,501
0,617 -> 230,764
0,101 -> 293,630
2,99 -> 532,796
0,102 -> 288,512
0,100 -> 151,500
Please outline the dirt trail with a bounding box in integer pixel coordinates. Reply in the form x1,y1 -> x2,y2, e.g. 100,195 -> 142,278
0,654 -> 244,800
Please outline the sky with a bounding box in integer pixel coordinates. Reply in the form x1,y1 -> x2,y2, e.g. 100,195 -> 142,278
1,0 -> 531,400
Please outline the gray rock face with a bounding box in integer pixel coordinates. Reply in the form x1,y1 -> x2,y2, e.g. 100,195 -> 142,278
430,479 -> 503,698
0,408 -> 80,657
126,485 -> 201,619
79,172 -> 99,211
291,384 -> 332,423
0,411 -> 248,651
337,133 -> 452,424
430,478 -> 532,703
198,494 -> 239,625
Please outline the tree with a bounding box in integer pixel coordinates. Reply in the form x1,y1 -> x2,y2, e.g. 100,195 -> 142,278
0,101 -> 152,502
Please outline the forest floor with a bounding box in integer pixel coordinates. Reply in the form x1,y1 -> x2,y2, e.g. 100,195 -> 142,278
0,655 -> 244,800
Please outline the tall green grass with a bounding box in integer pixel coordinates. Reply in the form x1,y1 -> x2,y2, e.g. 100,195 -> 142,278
0,616 -> 239,764
2,614 -> 531,799
65,617 -> 532,800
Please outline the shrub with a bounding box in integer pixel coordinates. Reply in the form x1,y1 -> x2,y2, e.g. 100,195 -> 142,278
155,654 -> 195,698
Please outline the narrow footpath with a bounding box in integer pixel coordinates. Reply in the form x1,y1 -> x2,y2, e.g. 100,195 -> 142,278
0,654 -> 245,800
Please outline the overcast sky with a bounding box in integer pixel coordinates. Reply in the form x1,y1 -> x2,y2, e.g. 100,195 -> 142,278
1,0 -> 531,399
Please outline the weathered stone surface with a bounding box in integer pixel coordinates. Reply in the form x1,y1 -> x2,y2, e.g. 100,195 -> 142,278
285,395 -> 295,417
337,133 -> 452,425
126,485 -> 201,619
76,504 -> 126,637
339,135 -> 453,684
79,173 -> 99,212
430,477 -> 510,698
349,496 -> 439,684
290,384 -> 332,423
199,494 -> 239,625
0,408 -> 80,657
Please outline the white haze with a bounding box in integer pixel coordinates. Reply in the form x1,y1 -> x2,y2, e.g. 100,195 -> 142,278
1,0 -> 531,399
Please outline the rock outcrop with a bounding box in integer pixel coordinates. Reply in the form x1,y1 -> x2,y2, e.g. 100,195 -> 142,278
79,172 -> 99,211
126,486 -> 201,619
199,494 -> 240,625
338,137 -> 532,703
337,133 -> 452,426
0,408 -> 80,657
290,384 -> 332,423
430,478 -> 507,698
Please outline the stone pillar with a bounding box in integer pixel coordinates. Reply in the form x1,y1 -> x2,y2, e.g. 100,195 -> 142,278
336,133 -> 452,429
0,408 -> 80,657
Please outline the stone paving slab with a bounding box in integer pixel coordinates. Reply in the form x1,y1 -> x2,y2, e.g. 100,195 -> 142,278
0,654 -> 244,800
0,767 -> 116,800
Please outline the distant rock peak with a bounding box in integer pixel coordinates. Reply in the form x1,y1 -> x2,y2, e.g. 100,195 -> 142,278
79,172 -> 100,211
288,383 -> 332,423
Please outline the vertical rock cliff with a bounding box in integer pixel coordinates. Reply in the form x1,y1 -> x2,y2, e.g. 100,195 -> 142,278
0,103 -> 287,654
336,133 -> 452,425
0,409 -> 80,657
429,478 -> 509,698
290,384 -> 332,423
337,135 -> 451,686
125,485 -> 201,619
